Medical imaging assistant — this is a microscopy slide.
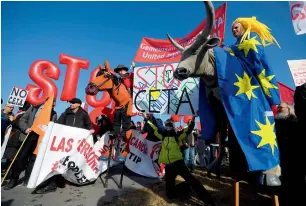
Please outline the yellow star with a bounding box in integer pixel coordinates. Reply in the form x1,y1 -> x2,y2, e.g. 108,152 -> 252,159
234,72 -> 260,100
251,116 -> 278,155
238,36 -> 262,57
150,86 -> 160,100
257,69 -> 278,97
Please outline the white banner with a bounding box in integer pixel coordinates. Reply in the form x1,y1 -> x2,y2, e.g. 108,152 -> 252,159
287,59 -> 306,86
1,125 -> 12,159
125,131 -> 164,178
7,87 -> 28,107
28,123 -> 164,188
289,1 -> 306,35
132,63 -> 199,115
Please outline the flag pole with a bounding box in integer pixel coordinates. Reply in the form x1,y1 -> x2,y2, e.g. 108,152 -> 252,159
1,133 -> 30,185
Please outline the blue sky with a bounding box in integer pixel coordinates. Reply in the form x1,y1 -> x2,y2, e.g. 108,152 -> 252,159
2,1 -> 306,126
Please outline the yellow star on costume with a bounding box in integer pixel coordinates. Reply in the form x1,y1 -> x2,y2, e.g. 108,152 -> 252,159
238,36 -> 262,57
150,86 -> 160,100
251,116 -> 278,155
234,72 -> 260,100
257,69 -> 278,97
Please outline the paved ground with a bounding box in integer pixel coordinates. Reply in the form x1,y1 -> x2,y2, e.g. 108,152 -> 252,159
1,164 -> 161,206
2,164 -> 291,206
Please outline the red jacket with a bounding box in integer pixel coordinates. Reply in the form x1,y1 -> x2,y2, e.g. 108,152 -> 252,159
121,72 -> 134,93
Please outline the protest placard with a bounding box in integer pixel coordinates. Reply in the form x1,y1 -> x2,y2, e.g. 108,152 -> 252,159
7,86 -> 28,107
133,63 -> 199,115
287,59 -> 306,86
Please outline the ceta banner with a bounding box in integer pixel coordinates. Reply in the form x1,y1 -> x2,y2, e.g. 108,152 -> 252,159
289,1 -> 306,35
133,3 -> 227,63
132,63 -> 200,115
27,123 -> 164,189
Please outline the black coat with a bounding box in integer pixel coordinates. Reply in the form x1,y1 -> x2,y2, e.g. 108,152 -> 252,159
275,115 -> 298,145
57,107 -> 93,130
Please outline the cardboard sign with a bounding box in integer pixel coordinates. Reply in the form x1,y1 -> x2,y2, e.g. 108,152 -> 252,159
7,87 -> 28,107
287,59 -> 306,86
132,63 -> 199,115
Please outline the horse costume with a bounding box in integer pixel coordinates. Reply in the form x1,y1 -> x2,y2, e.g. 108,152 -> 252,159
85,60 -> 133,161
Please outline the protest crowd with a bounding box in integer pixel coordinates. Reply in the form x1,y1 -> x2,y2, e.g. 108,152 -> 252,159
1,82 -> 306,205
1,1 -> 306,206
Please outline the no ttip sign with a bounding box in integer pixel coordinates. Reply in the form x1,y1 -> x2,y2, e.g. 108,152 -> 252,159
291,3 -> 306,21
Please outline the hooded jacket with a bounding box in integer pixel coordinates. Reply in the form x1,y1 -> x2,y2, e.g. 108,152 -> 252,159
57,107 -> 93,130
145,119 -> 195,164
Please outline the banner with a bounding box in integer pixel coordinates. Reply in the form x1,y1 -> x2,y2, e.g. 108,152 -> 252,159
271,82 -> 296,115
28,123 -> 163,188
289,1 -> 306,35
133,3 -> 227,63
287,59 -> 306,86
1,125 -> 12,159
125,131 -> 164,178
278,81 -> 295,104
132,63 -> 199,115
7,86 -> 28,107
28,123 -> 94,188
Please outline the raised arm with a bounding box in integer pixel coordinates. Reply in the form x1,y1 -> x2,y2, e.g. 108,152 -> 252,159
178,117 -> 196,142
146,120 -> 163,140
140,113 -> 164,140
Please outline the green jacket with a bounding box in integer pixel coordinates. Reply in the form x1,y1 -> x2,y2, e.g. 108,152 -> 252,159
146,120 -> 195,164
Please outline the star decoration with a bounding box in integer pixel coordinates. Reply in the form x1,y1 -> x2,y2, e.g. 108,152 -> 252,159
251,116 -> 278,155
234,72 -> 260,100
257,69 -> 278,97
238,36 -> 262,57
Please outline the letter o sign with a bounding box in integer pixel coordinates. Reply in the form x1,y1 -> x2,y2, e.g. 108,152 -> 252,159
19,90 -> 27,98
68,161 -> 75,169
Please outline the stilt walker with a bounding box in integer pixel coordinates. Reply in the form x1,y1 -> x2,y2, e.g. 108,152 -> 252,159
85,60 -> 135,189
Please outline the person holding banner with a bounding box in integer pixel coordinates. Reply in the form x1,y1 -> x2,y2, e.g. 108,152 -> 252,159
57,98 -> 94,134
33,98 -> 94,194
4,99 -> 57,190
96,114 -> 113,141
2,101 -> 31,176
109,64 -> 134,161
114,63 -> 134,95
142,113 -> 217,206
